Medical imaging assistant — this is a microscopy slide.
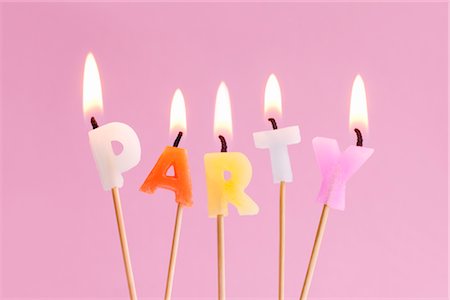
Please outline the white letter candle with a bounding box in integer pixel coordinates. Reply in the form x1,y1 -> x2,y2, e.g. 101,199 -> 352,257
299,74 -> 374,300
252,74 -> 300,300
83,52 -> 139,300
89,122 -> 141,190
253,74 -> 300,183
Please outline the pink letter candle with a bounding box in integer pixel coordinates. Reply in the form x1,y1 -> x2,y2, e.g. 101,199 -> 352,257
313,137 -> 373,210
299,74 -> 374,300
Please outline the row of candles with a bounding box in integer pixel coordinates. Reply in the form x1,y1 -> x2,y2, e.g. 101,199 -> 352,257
83,52 -> 374,300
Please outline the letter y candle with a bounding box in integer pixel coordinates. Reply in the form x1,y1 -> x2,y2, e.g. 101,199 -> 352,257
299,75 -> 374,300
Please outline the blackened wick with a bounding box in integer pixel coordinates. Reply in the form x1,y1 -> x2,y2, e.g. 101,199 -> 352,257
354,128 -> 363,147
219,135 -> 228,152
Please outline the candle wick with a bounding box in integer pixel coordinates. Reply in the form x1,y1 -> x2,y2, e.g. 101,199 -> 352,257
354,128 -> 363,147
268,118 -> 278,130
173,131 -> 183,147
91,117 -> 99,129
219,135 -> 228,152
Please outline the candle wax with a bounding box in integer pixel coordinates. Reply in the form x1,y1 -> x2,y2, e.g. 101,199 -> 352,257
313,137 -> 374,210
253,125 -> 301,183
204,152 -> 259,217
140,146 -> 193,207
88,122 -> 141,190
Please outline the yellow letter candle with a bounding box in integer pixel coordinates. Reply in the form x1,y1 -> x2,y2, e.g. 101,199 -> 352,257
205,152 -> 256,216
83,52 -> 139,300
204,82 -> 259,217
204,82 -> 259,300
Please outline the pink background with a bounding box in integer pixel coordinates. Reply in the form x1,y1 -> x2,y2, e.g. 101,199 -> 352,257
0,2 -> 448,299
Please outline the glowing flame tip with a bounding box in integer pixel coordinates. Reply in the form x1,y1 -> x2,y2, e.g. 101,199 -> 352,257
349,74 -> 368,132
170,88 -> 187,134
264,73 -> 282,118
214,82 -> 233,138
83,52 -> 103,118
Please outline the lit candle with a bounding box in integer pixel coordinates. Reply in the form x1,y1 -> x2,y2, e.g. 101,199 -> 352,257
140,89 -> 193,207
204,82 -> 259,300
253,74 -> 300,300
299,74 -> 374,300
83,52 -> 140,300
253,74 -> 301,183
139,88 -> 193,300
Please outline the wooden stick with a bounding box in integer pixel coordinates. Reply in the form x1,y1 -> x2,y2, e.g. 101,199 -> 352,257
279,181 -> 286,300
217,214 -> 226,300
164,203 -> 184,300
111,187 -> 138,300
299,204 -> 330,300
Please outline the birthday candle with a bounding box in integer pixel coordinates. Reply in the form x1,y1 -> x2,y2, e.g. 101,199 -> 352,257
140,89 -> 192,300
313,75 -> 374,210
83,52 -> 139,300
253,74 -> 301,183
140,89 -> 193,207
252,74 -> 300,300
299,74 -> 374,300
204,82 -> 259,217
204,82 -> 259,300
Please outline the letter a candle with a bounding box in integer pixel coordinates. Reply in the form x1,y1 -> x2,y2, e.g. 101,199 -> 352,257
83,53 -> 140,300
253,74 -> 301,300
140,89 -> 193,300
204,82 -> 259,300
299,75 -> 374,300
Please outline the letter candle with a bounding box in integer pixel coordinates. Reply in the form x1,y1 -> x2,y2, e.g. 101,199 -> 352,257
204,82 -> 259,300
140,89 -> 193,300
299,75 -> 374,300
83,53 -> 140,300
253,74 -> 301,300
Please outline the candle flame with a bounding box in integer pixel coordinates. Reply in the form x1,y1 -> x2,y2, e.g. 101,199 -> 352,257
83,52 -> 103,118
349,74 -> 368,132
214,82 -> 233,139
264,74 -> 282,118
170,89 -> 187,134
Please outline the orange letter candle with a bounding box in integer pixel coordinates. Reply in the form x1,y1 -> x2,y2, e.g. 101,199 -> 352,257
140,146 -> 192,207
140,89 -> 193,207
140,89 -> 192,300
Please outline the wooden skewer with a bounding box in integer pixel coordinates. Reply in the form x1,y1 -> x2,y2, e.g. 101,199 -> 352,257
111,187 -> 138,300
299,204 -> 330,300
279,181 -> 286,300
217,214 -> 226,300
164,203 -> 184,300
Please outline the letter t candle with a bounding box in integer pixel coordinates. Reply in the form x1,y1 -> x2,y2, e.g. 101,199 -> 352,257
204,82 -> 259,300
83,53 -> 141,300
299,75 -> 374,300
253,74 -> 301,300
